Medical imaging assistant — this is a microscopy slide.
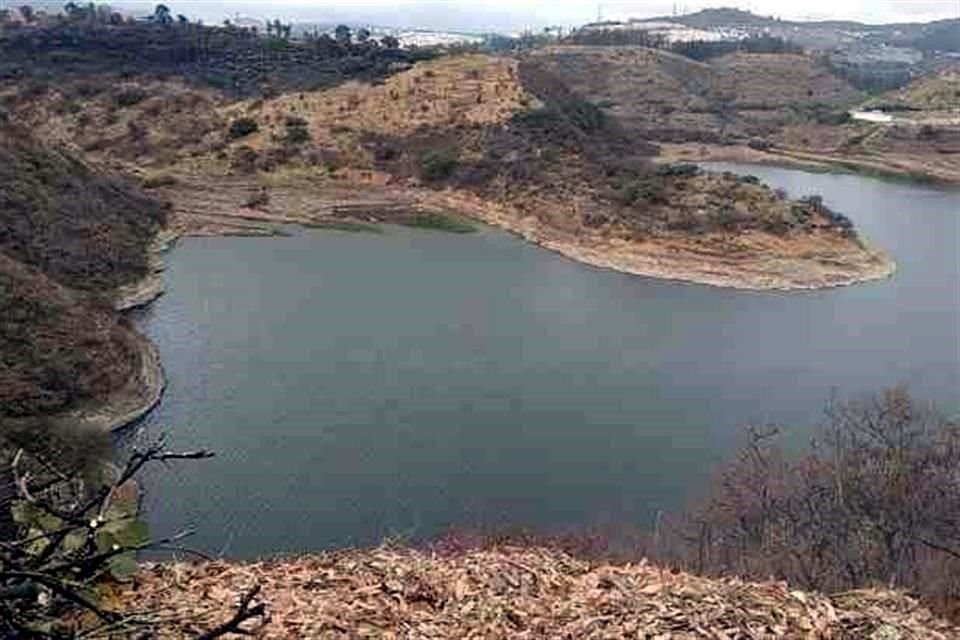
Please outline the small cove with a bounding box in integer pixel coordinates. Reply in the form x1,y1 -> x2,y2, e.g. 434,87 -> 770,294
137,164 -> 960,558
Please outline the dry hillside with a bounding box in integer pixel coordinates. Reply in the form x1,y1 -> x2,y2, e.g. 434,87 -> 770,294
0,115 -> 164,419
871,68 -> 960,113
205,54 -> 891,289
0,253 -> 138,418
1,50 -> 894,289
522,45 -> 958,182
523,46 -> 862,142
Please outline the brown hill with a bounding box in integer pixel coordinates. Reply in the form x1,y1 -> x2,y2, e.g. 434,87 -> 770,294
0,112 -> 167,290
524,46 -> 958,183
198,54 -> 891,289
870,68 -> 960,112
0,42 -> 893,289
0,115 -> 165,419
523,46 -> 861,142
0,253 -> 138,417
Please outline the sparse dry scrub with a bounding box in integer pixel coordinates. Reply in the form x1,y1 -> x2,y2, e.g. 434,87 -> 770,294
659,386 -> 960,622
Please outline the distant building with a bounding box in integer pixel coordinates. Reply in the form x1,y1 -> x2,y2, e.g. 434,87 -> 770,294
396,30 -> 483,48
850,110 -> 895,123
580,19 -> 740,43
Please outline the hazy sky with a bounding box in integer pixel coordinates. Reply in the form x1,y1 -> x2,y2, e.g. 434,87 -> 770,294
98,1 -> 960,32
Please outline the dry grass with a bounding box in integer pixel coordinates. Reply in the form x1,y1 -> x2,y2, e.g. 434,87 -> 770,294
223,54 -> 533,152
878,69 -> 960,112
709,53 -> 861,110
118,547 -> 959,638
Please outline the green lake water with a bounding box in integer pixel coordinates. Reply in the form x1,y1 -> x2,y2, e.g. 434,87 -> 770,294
136,164 -> 960,558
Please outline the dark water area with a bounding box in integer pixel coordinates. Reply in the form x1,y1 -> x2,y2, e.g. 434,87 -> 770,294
137,164 -> 960,558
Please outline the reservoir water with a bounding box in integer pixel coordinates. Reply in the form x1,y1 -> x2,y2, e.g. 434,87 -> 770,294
136,164 -> 960,558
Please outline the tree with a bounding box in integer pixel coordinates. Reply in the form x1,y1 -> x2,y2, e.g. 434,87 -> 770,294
153,3 -> 172,25
661,387 -> 960,616
95,3 -> 112,24
334,23 -> 351,44
0,421 -> 267,637
177,13 -> 188,25
357,27 -> 371,43
17,5 -> 34,23
380,34 -> 400,49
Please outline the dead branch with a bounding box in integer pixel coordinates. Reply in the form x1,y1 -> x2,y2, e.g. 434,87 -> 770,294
195,584 -> 267,639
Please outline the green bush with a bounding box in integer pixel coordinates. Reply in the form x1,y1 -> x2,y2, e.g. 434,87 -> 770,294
401,211 -> 475,233
618,177 -> 666,206
788,102 -> 851,126
655,163 -> 700,178
112,85 -> 148,108
512,98 -> 607,135
283,117 -> 310,145
244,188 -> 270,208
228,117 -> 259,139
419,150 -> 458,182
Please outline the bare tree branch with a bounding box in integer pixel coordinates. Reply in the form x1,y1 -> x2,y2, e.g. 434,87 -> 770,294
196,584 -> 267,639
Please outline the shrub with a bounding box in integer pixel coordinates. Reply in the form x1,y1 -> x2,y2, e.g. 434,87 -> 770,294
231,145 -> 259,173
228,117 -> 259,139
285,126 -> 310,144
662,387 -> 960,621
655,163 -> 700,178
111,85 -> 148,108
419,150 -> 458,182
141,173 -> 178,189
788,102 -> 851,126
708,205 -> 738,231
618,177 -> 666,206
761,216 -> 791,235
283,117 -> 311,145
244,188 -> 270,208
401,211 -> 475,233
511,98 -> 608,136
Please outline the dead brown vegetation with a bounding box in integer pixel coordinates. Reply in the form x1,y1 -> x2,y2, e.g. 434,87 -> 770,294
0,114 -> 164,418
0,254 -> 137,417
122,545 -> 959,638
659,387 -> 960,623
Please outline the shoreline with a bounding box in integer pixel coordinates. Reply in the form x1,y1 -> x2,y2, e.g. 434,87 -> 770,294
656,143 -> 960,186
25,326 -> 165,434
26,156 -> 900,434
414,190 -> 897,292
157,170 -> 897,292
113,228 -> 179,311
32,228 -> 176,434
